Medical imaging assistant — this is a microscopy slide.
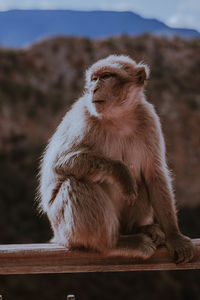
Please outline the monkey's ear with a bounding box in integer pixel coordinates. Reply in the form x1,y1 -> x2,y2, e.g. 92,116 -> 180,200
136,63 -> 150,85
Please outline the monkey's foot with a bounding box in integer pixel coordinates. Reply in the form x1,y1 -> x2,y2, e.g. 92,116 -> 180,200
136,234 -> 157,259
166,232 -> 195,264
135,224 -> 165,247
115,233 -> 156,259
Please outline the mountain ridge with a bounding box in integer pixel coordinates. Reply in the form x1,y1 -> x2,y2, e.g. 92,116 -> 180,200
0,9 -> 199,48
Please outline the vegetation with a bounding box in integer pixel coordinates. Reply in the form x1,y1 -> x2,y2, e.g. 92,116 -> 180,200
0,34 -> 200,299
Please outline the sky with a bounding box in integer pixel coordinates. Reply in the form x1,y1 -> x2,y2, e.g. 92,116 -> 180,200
0,0 -> 200,32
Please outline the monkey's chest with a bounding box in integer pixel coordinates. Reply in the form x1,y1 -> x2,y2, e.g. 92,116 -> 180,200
99,136 -> 124,161
97,134 -> 144,179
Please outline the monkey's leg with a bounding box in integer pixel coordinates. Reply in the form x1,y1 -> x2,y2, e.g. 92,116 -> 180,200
47,176 -> 119,252
121,180 -> 165,247
108,182 -> 156,259
147,171 -> 195,263
120,179 -> 154,234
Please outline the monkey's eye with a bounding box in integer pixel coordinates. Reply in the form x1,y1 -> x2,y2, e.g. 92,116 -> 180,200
91,76 -> 98,82
100,73 -> 113,80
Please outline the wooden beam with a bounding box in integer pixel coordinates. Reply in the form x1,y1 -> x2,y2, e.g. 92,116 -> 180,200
0,238 -> 199,275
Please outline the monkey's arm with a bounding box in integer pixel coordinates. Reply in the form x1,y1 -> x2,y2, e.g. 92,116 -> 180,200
144,131 -> 194,263
54,152 -> 137,200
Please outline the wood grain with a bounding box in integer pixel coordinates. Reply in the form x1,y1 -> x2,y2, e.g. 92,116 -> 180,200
0,238 -> 199,275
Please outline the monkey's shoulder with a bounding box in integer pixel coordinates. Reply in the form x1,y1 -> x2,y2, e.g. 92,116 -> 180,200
135,100 -> 163,135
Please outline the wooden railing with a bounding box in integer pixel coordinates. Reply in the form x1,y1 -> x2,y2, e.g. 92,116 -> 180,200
0,238 -> 199,275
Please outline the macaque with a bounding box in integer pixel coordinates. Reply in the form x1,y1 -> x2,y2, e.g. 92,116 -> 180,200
39,55 -> 194,263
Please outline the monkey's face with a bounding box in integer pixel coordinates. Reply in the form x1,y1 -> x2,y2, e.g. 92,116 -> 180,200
90,71 -> 126,113
90,71 -> 144,116
85,55 -> 150,117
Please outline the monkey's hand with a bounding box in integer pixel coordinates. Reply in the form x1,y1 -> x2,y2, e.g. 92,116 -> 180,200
124,184 -> 138,206
165,232 -> 195,264
113,161 -> 138,206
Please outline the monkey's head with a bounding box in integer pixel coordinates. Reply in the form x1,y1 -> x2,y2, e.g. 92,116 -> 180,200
85,55 -> 150,117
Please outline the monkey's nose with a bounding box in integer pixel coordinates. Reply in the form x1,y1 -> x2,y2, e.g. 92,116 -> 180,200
93,87 -> 99,94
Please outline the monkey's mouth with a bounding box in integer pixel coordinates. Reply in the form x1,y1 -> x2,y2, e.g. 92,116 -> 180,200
92,100 -> 105,104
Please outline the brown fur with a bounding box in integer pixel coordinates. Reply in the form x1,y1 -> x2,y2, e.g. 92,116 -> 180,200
39,55 -> 194,263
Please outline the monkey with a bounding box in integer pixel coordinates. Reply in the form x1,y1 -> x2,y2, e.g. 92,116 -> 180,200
38,54 -> 194,263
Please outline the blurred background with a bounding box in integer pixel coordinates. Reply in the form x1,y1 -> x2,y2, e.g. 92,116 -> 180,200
0,0 -> 200,299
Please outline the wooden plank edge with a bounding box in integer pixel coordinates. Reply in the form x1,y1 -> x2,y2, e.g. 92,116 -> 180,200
0,238 -> 199,275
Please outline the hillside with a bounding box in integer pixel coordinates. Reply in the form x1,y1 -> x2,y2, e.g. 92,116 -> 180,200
0,34 -> 200,300
0,10 -> 199,47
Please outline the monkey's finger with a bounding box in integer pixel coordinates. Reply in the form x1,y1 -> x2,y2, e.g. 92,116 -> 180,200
175,248 -> 185,264
153,234 -> 165,247
148,241 -> 157,251
133,183 -> 138,197
179,245 -> 194,264
176,241 -> 195,264
188,245 -> 195,261
127,195 -> 136,207
166,244 -> 175,259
